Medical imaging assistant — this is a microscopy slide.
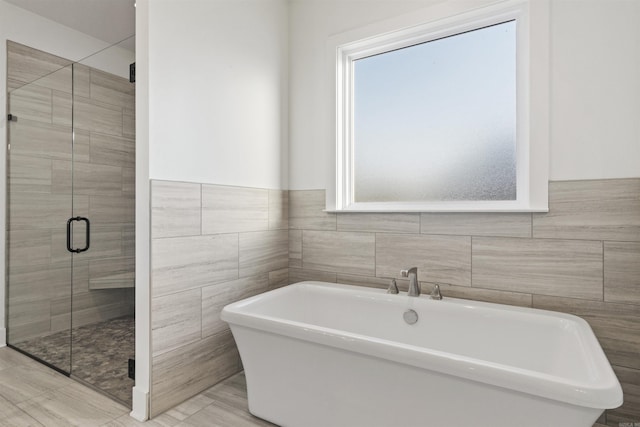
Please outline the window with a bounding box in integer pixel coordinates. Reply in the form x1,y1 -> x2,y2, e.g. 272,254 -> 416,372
329,0 -> 549,212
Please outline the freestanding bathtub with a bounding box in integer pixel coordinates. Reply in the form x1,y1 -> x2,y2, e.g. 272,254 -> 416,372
221,281 -> 622,427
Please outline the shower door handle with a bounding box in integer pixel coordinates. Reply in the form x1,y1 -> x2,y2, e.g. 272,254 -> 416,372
66,216 -> 90,253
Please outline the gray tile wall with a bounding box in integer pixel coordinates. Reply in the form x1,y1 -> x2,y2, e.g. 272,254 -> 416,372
6,41 -> 135,344
150,180 -> 288,417
288,178 -> 640,426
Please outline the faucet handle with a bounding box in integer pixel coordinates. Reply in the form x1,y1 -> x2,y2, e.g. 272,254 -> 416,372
400,267 -> 417,278
430,283 -> 443,300
386,278 -> 399,294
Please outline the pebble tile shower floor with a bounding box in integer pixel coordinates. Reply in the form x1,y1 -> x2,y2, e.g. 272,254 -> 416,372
14,316 -> 134,405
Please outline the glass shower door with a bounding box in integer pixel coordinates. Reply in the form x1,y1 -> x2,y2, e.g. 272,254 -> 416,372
69,59 -> 136,404
6,39 -> 136,406
6,61 -> 74,374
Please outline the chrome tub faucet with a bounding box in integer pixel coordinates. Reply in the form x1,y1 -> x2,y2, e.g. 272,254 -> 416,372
401,267 -> 420,297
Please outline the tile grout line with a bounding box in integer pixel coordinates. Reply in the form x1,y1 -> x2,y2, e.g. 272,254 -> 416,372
470,235 -> 473,288
374,232 -> 377,280
270,190 -> 274,230
602,240 -> 605,302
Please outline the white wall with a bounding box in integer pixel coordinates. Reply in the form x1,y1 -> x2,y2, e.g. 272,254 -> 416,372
288,0 -> 640,190
0,0 -> 135,345
137,0 -> 288,419
148,0 -> 289,189
549,0 -> 640,180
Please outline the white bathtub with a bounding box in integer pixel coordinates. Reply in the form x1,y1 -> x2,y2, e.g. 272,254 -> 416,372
221,281 -> 622,427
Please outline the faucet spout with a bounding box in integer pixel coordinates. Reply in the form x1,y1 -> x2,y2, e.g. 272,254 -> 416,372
401,267 -> 420,297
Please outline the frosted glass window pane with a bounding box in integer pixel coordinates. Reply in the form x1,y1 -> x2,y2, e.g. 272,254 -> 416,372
353,21 -> 517,202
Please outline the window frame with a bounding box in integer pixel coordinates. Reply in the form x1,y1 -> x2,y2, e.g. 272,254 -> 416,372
328,0 -> 549,212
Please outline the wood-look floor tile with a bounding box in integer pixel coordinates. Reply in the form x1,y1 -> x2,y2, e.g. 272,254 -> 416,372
202,373 -> 247,405
0,348 -> 45,371
103,413 -> 179,427
0,394 -> 44,427
176,403 -> 275,427
192,373 -> 275,427
17,382 -> 128,427
0,364 -> 74,404
165,394 -> 214,421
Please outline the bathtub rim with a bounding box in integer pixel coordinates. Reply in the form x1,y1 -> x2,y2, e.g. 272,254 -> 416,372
221,281 -> 623,410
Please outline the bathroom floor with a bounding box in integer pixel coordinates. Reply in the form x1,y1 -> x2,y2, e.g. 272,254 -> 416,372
0,346 -> 275,426
0,346 -> 610,427
13,315 -> 135,405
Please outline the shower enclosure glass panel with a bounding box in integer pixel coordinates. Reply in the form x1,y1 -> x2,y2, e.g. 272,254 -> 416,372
6,39 -> 135,405
7,59 -> 74,374
71,45 -> 136,403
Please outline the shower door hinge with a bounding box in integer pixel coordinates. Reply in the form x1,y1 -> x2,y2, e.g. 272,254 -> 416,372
129,62 -> 135,83
128,358 -> 135,380
7,114 -> 17,122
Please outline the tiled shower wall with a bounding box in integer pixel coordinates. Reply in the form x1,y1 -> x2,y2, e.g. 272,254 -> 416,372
6,41 -> 135,343
149,180 -> 288,416
289,178 -> 640,426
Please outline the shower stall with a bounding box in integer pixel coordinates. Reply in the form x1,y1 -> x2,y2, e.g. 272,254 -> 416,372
5,39 -> 135,405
